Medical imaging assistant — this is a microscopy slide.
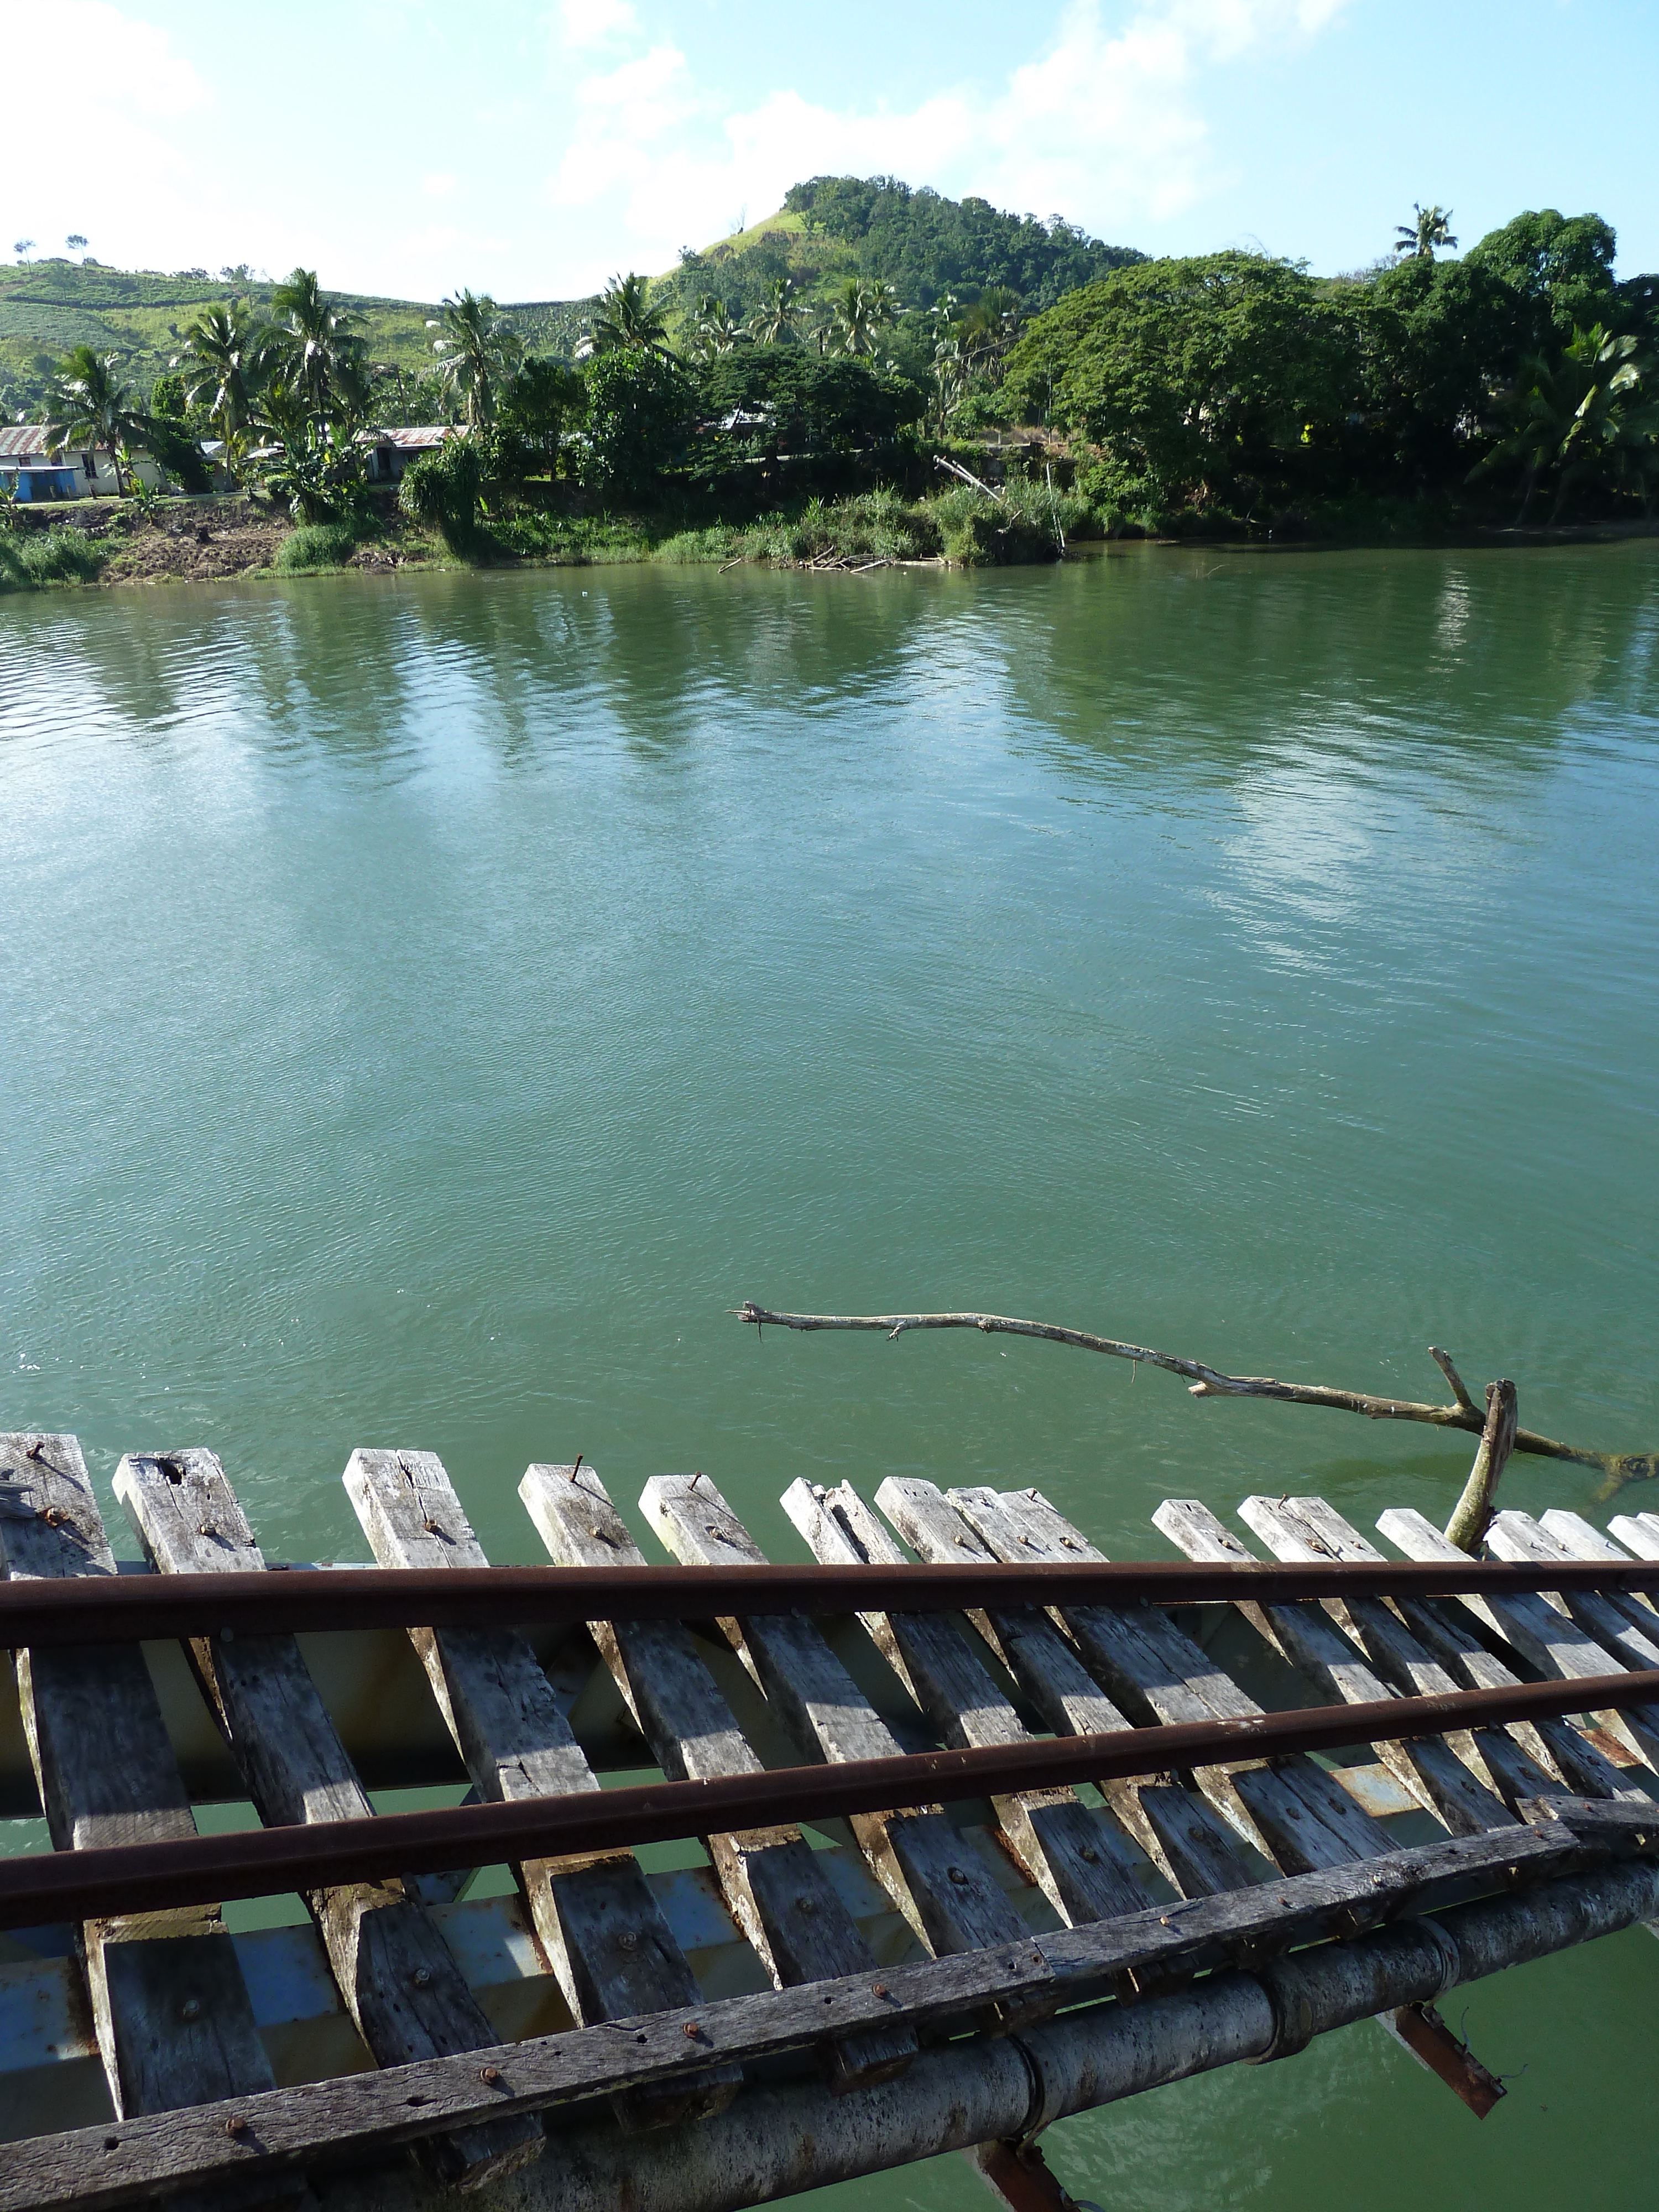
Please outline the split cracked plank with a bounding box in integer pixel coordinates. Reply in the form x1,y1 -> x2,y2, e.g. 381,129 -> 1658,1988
115,1448 -> 543,2189
1378,1506 -> 1659,1775
948,1486 -> 1390,1880
0,1432 -> 292,2209
1220,1496 -> 1532,1829
639,1472 -> 1031,1960
343,1449 -> 740,2127
854,1477 -> 1246,1901
781,1477 -> 1150,1924
519,1459 -> 913,2090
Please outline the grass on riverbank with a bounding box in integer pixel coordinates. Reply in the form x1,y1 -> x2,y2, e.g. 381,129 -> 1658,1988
0,526 -> 107,590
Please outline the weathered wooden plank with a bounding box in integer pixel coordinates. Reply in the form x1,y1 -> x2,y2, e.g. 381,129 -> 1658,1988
1229,1496 -> 1526,1832
114,1449 -> 542,2187
1228,1494 -> 1587,1814
783,1478 -> 1148,1926
0,1431 -> 281,2140
1538,1512 -> 1659,1639
519,1460 -> 913,2090
0,1818 -> 1625,2212
857,1478 -> 1244,1900
639,1473 -> 1030,1958
1488,1510 -> 1659,1663
1379,1506 -> 1659,1772
343,1448 -> 739,2126
949,1486 -> 1389,1877
1608,1511 -> 1659,1562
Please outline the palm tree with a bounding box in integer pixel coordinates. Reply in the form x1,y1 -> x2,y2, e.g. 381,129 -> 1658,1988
680,294 -> 745,365
587,273 -> 671,356
431,289 -> 522,427
746,277 -> 805,347
268,267 -> 361,419
1395,204 -> 1458,260
42,346 -> 149,493
827,278 -> 900,358
179,303 -> 264,461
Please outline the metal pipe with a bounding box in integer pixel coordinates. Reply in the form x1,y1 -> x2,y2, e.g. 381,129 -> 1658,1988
2,1555 -> 1658,1648
256,1860 -> 1659,2212
2,1670 -> 1656,1930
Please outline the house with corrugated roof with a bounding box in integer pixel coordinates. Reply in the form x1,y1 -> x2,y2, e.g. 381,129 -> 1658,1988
359,424 -> 461,483
0,424 -> 169,500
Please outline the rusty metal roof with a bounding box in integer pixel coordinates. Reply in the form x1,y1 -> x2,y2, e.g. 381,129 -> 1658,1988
363,424 -> 457,451
0,425 -> 65,458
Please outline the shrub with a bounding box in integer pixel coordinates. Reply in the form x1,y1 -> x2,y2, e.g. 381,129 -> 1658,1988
275,521 -> 359,572
400,439 -> 484,552
0,527 -> 107,587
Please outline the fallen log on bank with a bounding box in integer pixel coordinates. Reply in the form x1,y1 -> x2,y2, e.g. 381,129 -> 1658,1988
733,1305 -> 1659,1496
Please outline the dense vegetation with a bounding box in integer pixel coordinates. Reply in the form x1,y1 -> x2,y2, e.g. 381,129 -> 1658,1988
6,192 -> 1657,586
1003,209 -> 1659,531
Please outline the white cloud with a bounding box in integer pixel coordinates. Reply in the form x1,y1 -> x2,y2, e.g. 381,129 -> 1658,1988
558,0 -> 638,51
545,0 -> 1351,284
422,173 -> 458,200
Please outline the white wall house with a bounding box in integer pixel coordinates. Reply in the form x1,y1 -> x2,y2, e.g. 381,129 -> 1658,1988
0,423 -> 170,499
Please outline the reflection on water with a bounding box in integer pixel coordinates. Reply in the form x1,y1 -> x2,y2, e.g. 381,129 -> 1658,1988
2,542 -> 1658,2212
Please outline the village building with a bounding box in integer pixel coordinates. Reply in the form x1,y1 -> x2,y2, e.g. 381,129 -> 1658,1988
359,424 -> 460,482
0,423 -> 169,500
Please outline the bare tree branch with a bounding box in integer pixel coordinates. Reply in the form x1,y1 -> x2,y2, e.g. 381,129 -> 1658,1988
1444,1379 -> 1519,1552
732,1303 -> 1659,1496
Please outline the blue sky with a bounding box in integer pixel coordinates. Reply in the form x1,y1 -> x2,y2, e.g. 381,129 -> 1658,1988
2,0 -> 1655,300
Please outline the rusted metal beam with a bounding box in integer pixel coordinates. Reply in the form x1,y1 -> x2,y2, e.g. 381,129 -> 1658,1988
0,1671 -> 1655,1929
4,1556 -> 1659,1648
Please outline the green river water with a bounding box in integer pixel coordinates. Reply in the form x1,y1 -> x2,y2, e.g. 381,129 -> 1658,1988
3,541 -> 1658,2208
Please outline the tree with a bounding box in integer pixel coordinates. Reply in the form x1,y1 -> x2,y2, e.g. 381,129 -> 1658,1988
824,278 -> 899,357
681,294 -> 746,364
580,348 -> 696,499
747,277 -> 805,346
1464,210 -> 1618,343
1475,323 -> 1659,520
499,356 -> 585,478
43,346 -> 150,493
400,438 -> 483,551
587,273 -> 672,356
1395,205 -> 1458,260
1001,253 -> 1356,526
268,267 -> 362,420
66,234 -> 88,254
691,351 -> 924,491
180,302 -> 265,461
431,289 -> 522,427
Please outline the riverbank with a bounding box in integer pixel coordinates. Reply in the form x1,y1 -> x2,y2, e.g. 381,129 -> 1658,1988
4,489 -> 1654,594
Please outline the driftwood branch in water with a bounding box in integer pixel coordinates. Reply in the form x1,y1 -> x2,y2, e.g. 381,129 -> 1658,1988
1444,1379 -> 1519,1552
732,1304 -> 1659,1496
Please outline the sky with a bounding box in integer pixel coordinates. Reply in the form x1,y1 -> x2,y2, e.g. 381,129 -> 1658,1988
2,0 -> 1656,302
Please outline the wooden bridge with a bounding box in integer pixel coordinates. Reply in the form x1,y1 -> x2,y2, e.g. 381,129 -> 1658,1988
2,1430 -> 1658,2212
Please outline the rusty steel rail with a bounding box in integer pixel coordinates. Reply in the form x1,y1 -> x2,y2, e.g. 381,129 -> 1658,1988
3,1556 -> 1659,1647
1,1670 -> 1656,1930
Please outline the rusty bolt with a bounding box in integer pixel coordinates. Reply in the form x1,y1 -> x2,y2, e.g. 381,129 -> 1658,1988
617,1931 -> 638,1952
226,2116 -> 248,2136
199,1523 -> 215,1537
947,1866 -> 970,1886
480,2065 -> 500,2085
412,1967 -> 432,1988
683,2022 -> 702,2039
179,1997 -> 201,2021
872,1983 -> 888,1998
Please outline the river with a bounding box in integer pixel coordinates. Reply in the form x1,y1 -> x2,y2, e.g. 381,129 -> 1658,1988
3,541 -> 1658,2207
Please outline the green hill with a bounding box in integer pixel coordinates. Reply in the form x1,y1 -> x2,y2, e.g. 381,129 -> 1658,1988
661,178 -> 1144,322
0,259 -> 585,417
